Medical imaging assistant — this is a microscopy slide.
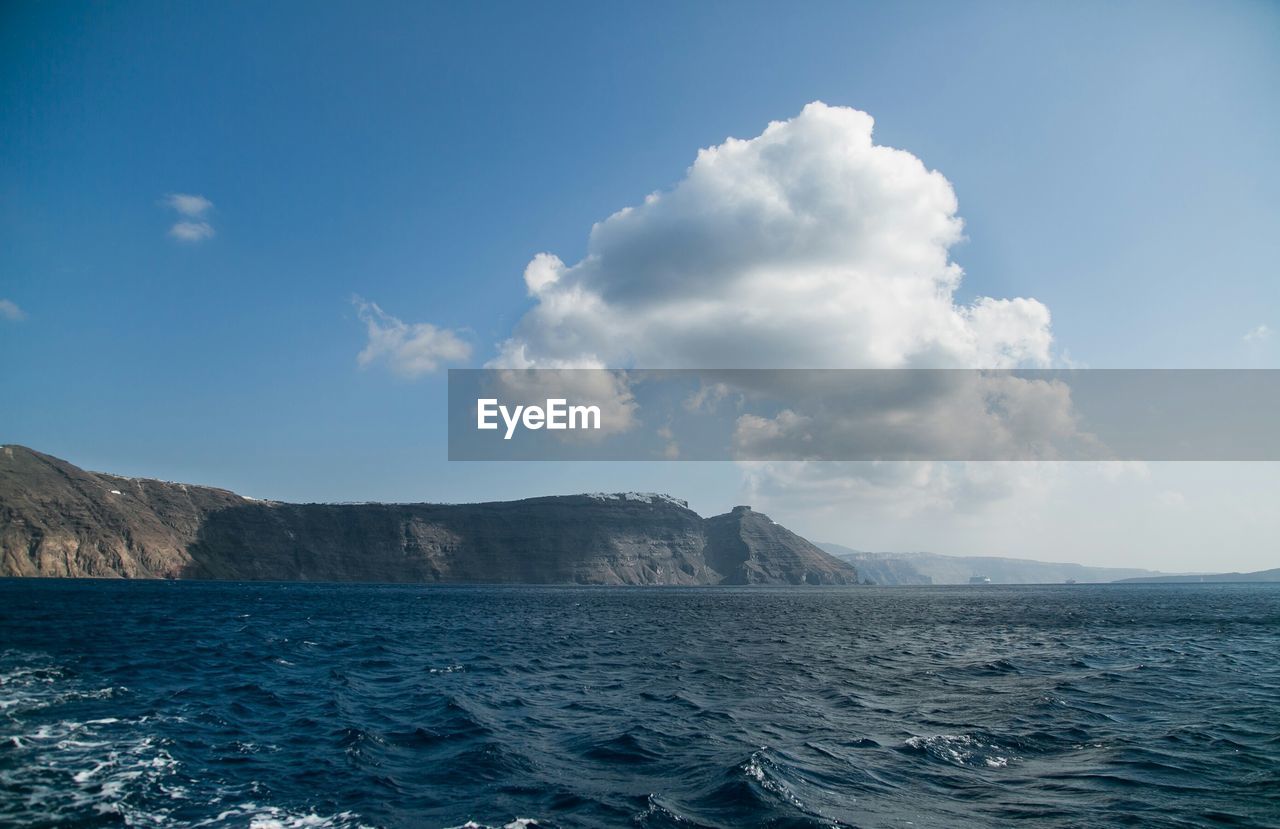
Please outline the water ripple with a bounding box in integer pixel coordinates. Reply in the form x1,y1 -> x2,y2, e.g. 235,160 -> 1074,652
1,582 -> 1279,828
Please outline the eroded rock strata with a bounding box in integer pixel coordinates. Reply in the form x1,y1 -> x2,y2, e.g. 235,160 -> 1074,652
0,446 -> 856,585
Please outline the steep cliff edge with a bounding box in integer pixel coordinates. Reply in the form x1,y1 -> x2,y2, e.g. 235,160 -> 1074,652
704,506 -> 859,585
0,446 -> 856,585
0,445 -> 245,578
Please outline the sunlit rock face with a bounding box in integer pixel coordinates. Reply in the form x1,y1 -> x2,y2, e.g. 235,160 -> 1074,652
0,446 -> 856,585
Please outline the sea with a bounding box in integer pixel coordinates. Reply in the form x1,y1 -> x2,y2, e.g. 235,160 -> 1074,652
1,580 -> 1277,829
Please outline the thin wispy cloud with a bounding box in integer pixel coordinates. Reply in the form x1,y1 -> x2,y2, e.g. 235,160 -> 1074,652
353,296 -> 471,377
169,221 -> 215,242
1243,324 -> 1272,344
0,299 -> 25,321
164,193 -> 212,218
163,193 -> 215,242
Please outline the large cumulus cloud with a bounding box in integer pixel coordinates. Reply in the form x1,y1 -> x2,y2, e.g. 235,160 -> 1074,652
492,102 -> 1052,371
484,102 -> 1063,515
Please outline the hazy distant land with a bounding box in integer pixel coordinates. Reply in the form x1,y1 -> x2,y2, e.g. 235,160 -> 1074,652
820,543 -> 1173,585
819,544 -> 1279,585
1114,569 -> 1280,584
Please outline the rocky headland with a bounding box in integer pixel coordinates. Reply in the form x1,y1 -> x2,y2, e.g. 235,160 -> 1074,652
0,445 -> 857,585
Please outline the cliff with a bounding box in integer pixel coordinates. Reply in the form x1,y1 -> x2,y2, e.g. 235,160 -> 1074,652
704,506 -> 860,585
0,446 -> 857,585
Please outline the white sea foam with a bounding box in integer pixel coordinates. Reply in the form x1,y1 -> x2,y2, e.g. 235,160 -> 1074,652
0,650 -> 375,829
904,734 -> 1015,769
740,749 -> 807,811
197,803 -> 376,828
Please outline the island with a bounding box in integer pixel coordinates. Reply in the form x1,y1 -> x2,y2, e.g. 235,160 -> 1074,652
0,446 -> 857,586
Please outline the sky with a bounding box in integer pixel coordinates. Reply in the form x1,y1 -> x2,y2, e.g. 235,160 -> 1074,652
2,1 -> 1278,571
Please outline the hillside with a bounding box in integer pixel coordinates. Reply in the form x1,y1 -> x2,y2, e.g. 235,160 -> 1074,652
0,446 -> 856,585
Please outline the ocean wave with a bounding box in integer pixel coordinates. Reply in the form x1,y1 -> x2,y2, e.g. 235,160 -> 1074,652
0,651 -> 374,829
194,803 -> 377,829
3,581 -> 1279,828
900,733 -> 1017,768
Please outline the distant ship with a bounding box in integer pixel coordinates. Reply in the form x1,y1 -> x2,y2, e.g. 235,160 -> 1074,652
968,575 -> 992,585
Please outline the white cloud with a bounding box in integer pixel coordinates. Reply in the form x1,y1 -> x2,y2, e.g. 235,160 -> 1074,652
746,461 -> 1280,572
523,252 -> 565,296
739,459 -> 1062,522
727,371 -> 1098,462
1243,324 -> 1272,344
0,299 -> 25,321
354,297 -> 471,377
481,367 -> 638,438
493,102 -> 1052,371
164,193 -> 213,218
163,193 -> 215,242
485,102 -> 1061,512
169,221 -> 215,242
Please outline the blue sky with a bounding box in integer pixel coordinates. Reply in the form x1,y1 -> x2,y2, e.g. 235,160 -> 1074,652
2,1 -> 1278,568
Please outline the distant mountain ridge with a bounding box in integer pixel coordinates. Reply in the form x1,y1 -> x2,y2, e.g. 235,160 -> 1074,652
818,542 -> 1169,585
0,446 -> 856,585
1116,569 -> 1280,584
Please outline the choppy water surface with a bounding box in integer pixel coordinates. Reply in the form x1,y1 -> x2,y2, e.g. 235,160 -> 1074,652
1,581 -> 1278,828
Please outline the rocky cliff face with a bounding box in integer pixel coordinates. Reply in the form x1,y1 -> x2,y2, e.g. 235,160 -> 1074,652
0,446 -> 857,585
705,506 -> 861,585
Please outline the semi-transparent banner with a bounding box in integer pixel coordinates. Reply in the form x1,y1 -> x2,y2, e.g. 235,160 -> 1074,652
447,369 -> 1279,461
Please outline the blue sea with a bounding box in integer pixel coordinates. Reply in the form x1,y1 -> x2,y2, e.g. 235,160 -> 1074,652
1,581 -> 1278,828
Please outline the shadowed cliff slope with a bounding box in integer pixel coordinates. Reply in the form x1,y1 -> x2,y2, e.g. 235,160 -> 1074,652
0,446 -> 857,585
